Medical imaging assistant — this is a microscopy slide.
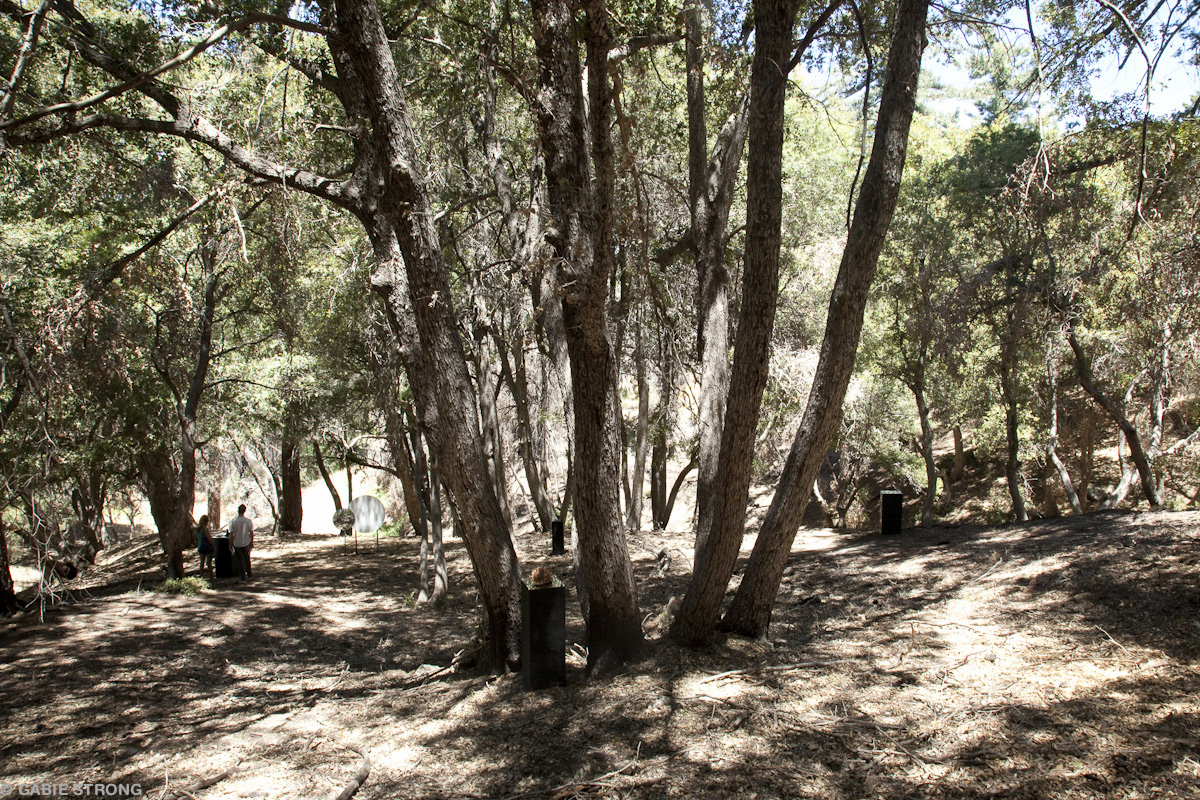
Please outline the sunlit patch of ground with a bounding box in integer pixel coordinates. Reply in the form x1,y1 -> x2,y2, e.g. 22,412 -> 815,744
2,510 -> 1199,799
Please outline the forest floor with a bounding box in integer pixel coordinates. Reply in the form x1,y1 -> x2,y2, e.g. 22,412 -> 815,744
2,509 -> 1200,799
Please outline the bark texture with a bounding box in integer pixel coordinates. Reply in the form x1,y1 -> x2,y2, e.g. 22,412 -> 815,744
163,269 -> 219,578
278,432 -> 304,533
719,0 -> 931,639
685,0 -> 754,544
333,0 -> 522,669
529,0 -> 644,664
671,0 -> 803,645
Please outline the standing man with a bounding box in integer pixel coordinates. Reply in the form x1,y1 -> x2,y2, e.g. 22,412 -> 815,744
229,504 -> 254,581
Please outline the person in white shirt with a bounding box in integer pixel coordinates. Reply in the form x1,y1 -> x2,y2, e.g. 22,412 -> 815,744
228,504 -> 254,581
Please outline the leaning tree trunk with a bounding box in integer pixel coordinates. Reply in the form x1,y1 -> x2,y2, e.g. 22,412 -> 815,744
671,0 -> 804,646
717,0 -> 931,640
313,440 -> 344,511
529,0 -> 644,665
333,0 -> 523,670
1067,327 -> 1162,508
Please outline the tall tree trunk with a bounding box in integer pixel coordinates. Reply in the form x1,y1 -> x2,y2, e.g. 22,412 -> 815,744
650,331 -> 678,529
1000,347 -> 1027,522
650,424 -> 668,529
474,330 -> 513,528
671,0 -> 805,646
1041,459 -> 1060,518
205,445 -> 223,529
616,267 -> 632,519
69,467 -> 106,562
532,262 -> 575,502
911,360 -> 937,526
530,0 -> 644,664
1149,326 -> 1170,499
164,268 -> 220,578
279,432 -> 304,533
1078,408 -> 1095,511
498,333 -> 557,534
627,315 -> 650,531
476,37 -> 556,534
382,390 -> 429,542
333,0 -> 523,670
138,446 -> 177,541
689,0 -> 750,544
716,0 -> 931,640
421,450 -> 448,604
1067,327 -> 1162,508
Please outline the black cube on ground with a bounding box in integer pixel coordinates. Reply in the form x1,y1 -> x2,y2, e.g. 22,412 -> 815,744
881,490 -> 903,536
213,535 -> 233,578
520,584 -> 566,690
551,519 -> 565,555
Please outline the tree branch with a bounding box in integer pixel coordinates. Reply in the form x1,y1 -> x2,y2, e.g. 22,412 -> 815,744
609,31 -> 684,65
6,113 -> 346,205
787,0 -> 845,72
0,0 -> 52,122
0,10 -> 328,133
83,183 -> 233,300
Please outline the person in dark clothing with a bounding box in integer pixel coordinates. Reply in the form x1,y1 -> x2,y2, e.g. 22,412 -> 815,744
196,514 -> 214,578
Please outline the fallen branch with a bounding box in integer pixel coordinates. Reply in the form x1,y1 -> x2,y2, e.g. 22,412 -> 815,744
964,553 -> 1004,585
699,659 -> 857,684
161,765 -> 243,800
902,620 -> 1014,637
1095,624 -> 1133,657
327,738 -> 371,800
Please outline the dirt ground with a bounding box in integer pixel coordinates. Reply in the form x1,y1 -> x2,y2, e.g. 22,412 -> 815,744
2,509 -> 1199,799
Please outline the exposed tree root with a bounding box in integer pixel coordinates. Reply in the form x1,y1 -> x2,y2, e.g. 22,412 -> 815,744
327,738 -> 371,800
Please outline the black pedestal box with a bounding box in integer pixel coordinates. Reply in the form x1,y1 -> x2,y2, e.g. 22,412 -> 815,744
551,520 -> 565,555
520,584 -> 566,690
881,491 -> 903,536
214,535 -> 233,578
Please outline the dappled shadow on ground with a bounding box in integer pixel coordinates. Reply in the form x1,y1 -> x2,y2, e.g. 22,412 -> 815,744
2,511 -> 1199,798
